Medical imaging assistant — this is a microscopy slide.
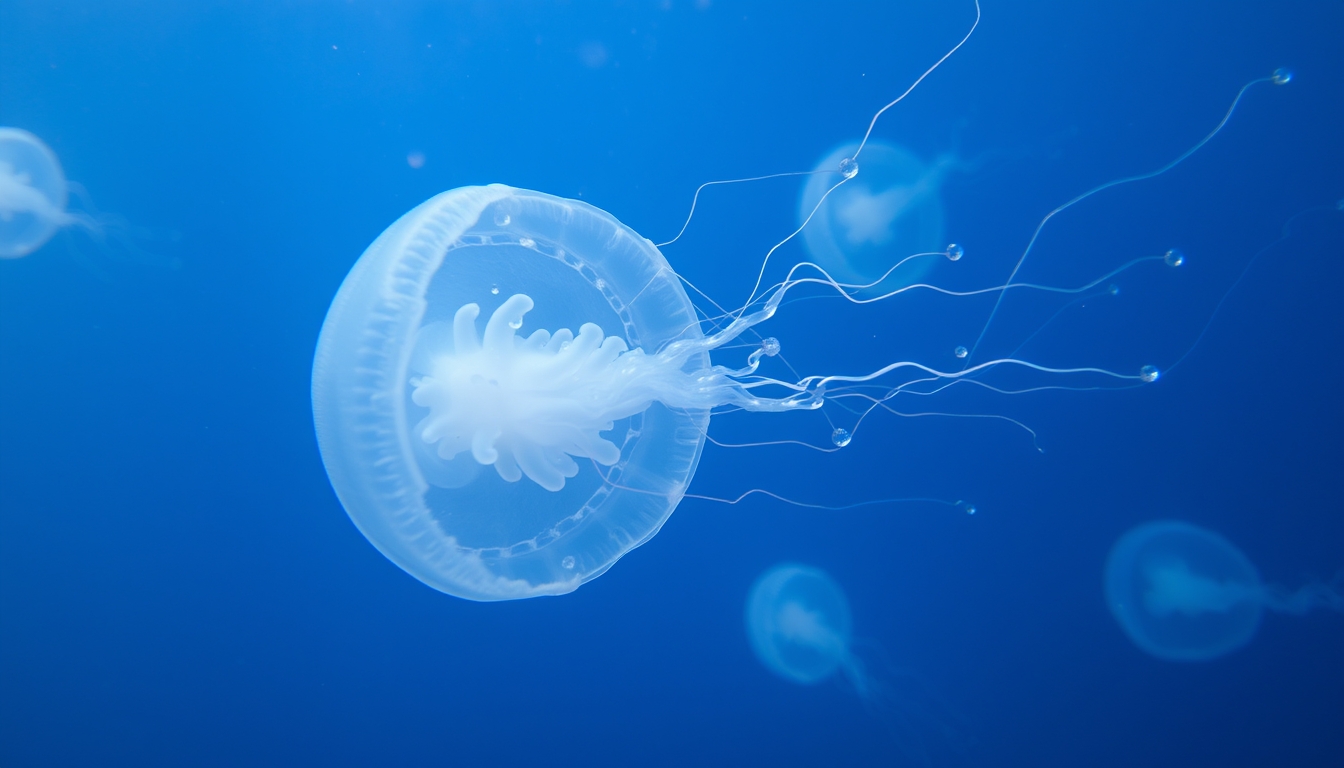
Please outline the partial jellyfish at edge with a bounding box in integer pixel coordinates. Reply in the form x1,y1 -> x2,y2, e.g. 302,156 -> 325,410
0,127 -> 175,269
745,562 -> 965,761
0,127 -> 96,259
746,563 -> 856,685
1105,520 -> 1344,662
798,140 -> 958,294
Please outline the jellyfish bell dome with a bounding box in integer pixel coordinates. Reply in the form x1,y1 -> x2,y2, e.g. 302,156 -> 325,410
1105,520 -> 1264,662
798,140 -> 950,291
312,184 -> 710,601
0,127 -> 69,259
745,563 -> 854,685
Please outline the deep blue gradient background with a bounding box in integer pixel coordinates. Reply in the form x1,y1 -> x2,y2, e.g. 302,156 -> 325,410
2,1 -> 1341,766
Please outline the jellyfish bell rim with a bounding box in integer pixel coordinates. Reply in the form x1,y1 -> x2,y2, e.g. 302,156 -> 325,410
1104,519 -> 1264,662
311,183 -> 710,601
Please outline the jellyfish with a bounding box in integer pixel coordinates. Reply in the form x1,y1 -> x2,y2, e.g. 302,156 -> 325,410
1104,520 -> 1344,661
798,140 -> 956,292
0,127 -> 91,258
744,563 -> 964,761
0,126 -> 165,269
745,563 -> 856,687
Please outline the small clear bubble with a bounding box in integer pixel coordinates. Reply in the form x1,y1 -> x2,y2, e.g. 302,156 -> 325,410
1271,67 -> 1293,85
493,212 -> 511,227
562,556 -> 575,570
946,243 -> 964,261
1139,365 -> 1161,383
760,337 -> 780,356
1164,248 -> 1185,267
490,285 -> 500,295
831,427 -> 852,448
508,319 -> 523,330
519,236 -> 535,248
963,502 -> 977,515
953,345 -> 968,359
838,157 -> 859,179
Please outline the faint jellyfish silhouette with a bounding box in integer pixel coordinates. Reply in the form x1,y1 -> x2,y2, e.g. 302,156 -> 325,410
0,127 -> 83,258
798,140 -> 955,292
1105,520 -> 1344,661
746,563 -> 854,685
0,126 -> 168,268
744,563 -> 966,762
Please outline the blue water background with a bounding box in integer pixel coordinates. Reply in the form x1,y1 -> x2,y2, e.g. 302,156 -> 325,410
2,1 -> 1341,765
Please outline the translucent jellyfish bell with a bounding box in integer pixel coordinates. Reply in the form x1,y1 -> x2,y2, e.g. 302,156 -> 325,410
798,140 -> 953,291
745,563 -> 854,685
0,127 -> 73,258
313,185 -> 712,601
1105,520 -> 1344,661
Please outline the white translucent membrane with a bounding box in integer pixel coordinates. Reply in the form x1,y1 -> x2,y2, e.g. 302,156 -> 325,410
798,140 -> 953,292
746,563 -> 855,685
313,185 -> 718,600
1104,520 -> 1344,661
0,127 -> 74,258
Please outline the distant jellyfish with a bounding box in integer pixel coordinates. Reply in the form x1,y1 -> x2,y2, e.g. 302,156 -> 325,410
313,186 -> 712,601
0,127 -> 79,258
746,563 -> 855,686
798,140 -> 955,292
1105,520 -> 1344,661
745,563 -> 964,760
0,126 -> 161,267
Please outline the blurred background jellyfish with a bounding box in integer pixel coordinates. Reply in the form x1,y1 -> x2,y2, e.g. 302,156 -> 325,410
746,563 -> 856,686
797,140 -> 956,292
745,563 -> 964,762
0,126 -> 171,268
0,127 -> 92,259
1105,520 -> 1344,662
